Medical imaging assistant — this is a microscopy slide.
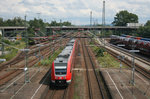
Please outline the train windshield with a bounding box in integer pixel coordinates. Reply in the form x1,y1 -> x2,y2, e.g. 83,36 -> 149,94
54,63 -> 67,75
55,69 -> 67,75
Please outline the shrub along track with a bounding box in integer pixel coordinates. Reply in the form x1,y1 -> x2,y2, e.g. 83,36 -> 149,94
80,37 -> 110,99
0,38 -> 70,86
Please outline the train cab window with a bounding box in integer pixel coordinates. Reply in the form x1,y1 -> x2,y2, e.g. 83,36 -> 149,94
55,69 -> 67,75
54,63 -> 67,75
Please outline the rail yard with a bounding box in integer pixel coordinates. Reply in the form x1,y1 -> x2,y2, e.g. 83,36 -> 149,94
0,31 -> 149,99
1,0 -> 150,99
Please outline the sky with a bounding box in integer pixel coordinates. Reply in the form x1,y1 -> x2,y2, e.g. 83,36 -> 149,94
0,0 -> 150,25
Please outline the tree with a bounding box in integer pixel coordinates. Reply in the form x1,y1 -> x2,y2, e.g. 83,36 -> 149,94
112,10 -> 138,26
28,18 -> 47,36
62,21 -> 71,26
0,18 -> 4,26
137,20 -> 150,38
49,21 -> 72,26
145,20 -> 150,26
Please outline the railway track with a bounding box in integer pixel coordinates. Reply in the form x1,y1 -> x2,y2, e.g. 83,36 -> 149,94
0,46 -> 52,85
0,42 -> 50,71
44,87 -> 68,99
81,38 -> 109,99
107,44 -> 150,79
94,38 -> 150,79
81,38 -> 93,99
109,43 -> 150,67
0,38 -> 70,86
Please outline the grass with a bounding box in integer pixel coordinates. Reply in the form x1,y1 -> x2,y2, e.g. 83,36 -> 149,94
73,72 -> 82,99
97,54 -> 127,68
38,47 -> 64,67
90,40 -> 127,68
0,40 -> 26,62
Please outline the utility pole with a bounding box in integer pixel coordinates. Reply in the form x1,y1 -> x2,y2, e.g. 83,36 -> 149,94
102,1 -> 105,26
129,49 -> 139,94
36,13 -> 41,35
1,29 -> 4,55
90,11 -> 92,26
102,0 -> 106,46
24,15 -> 29,83
37,13 -> 41,20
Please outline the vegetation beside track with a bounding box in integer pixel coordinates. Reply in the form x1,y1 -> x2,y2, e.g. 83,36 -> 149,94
39,47 -> 64,66
0,40 -> 25,61
73,72 -> 82,99
89,40 -> 127,68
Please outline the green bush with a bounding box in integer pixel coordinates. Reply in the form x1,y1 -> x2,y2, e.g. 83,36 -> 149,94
96,48 -> 105,57
92,46 -> 105,57
3,39 -> 11,45
40,59 -> 50,66
0,48 -> 18,61
14,41 -> 20,45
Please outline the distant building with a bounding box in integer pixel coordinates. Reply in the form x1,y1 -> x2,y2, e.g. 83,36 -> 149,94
127,23 -> 144,27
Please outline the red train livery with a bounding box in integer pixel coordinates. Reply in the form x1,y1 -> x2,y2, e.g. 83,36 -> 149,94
51,39 -> 77,86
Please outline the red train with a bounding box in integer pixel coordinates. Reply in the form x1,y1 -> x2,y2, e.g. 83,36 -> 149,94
51,39 -> 77,86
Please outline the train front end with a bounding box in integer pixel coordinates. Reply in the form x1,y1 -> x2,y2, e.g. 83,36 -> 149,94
51,61 -> 71,86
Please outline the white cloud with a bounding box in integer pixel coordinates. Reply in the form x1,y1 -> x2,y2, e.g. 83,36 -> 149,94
0,0 -> 150,25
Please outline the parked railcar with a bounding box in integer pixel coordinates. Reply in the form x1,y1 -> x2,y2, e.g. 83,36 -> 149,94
51,39 -> 76,86
110,35 -> 150,55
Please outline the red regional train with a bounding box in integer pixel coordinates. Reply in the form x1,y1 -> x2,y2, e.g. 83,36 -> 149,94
51,39 -> 77,86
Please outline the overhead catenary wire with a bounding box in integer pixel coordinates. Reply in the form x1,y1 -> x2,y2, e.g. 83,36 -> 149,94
1,31 -> 71,53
